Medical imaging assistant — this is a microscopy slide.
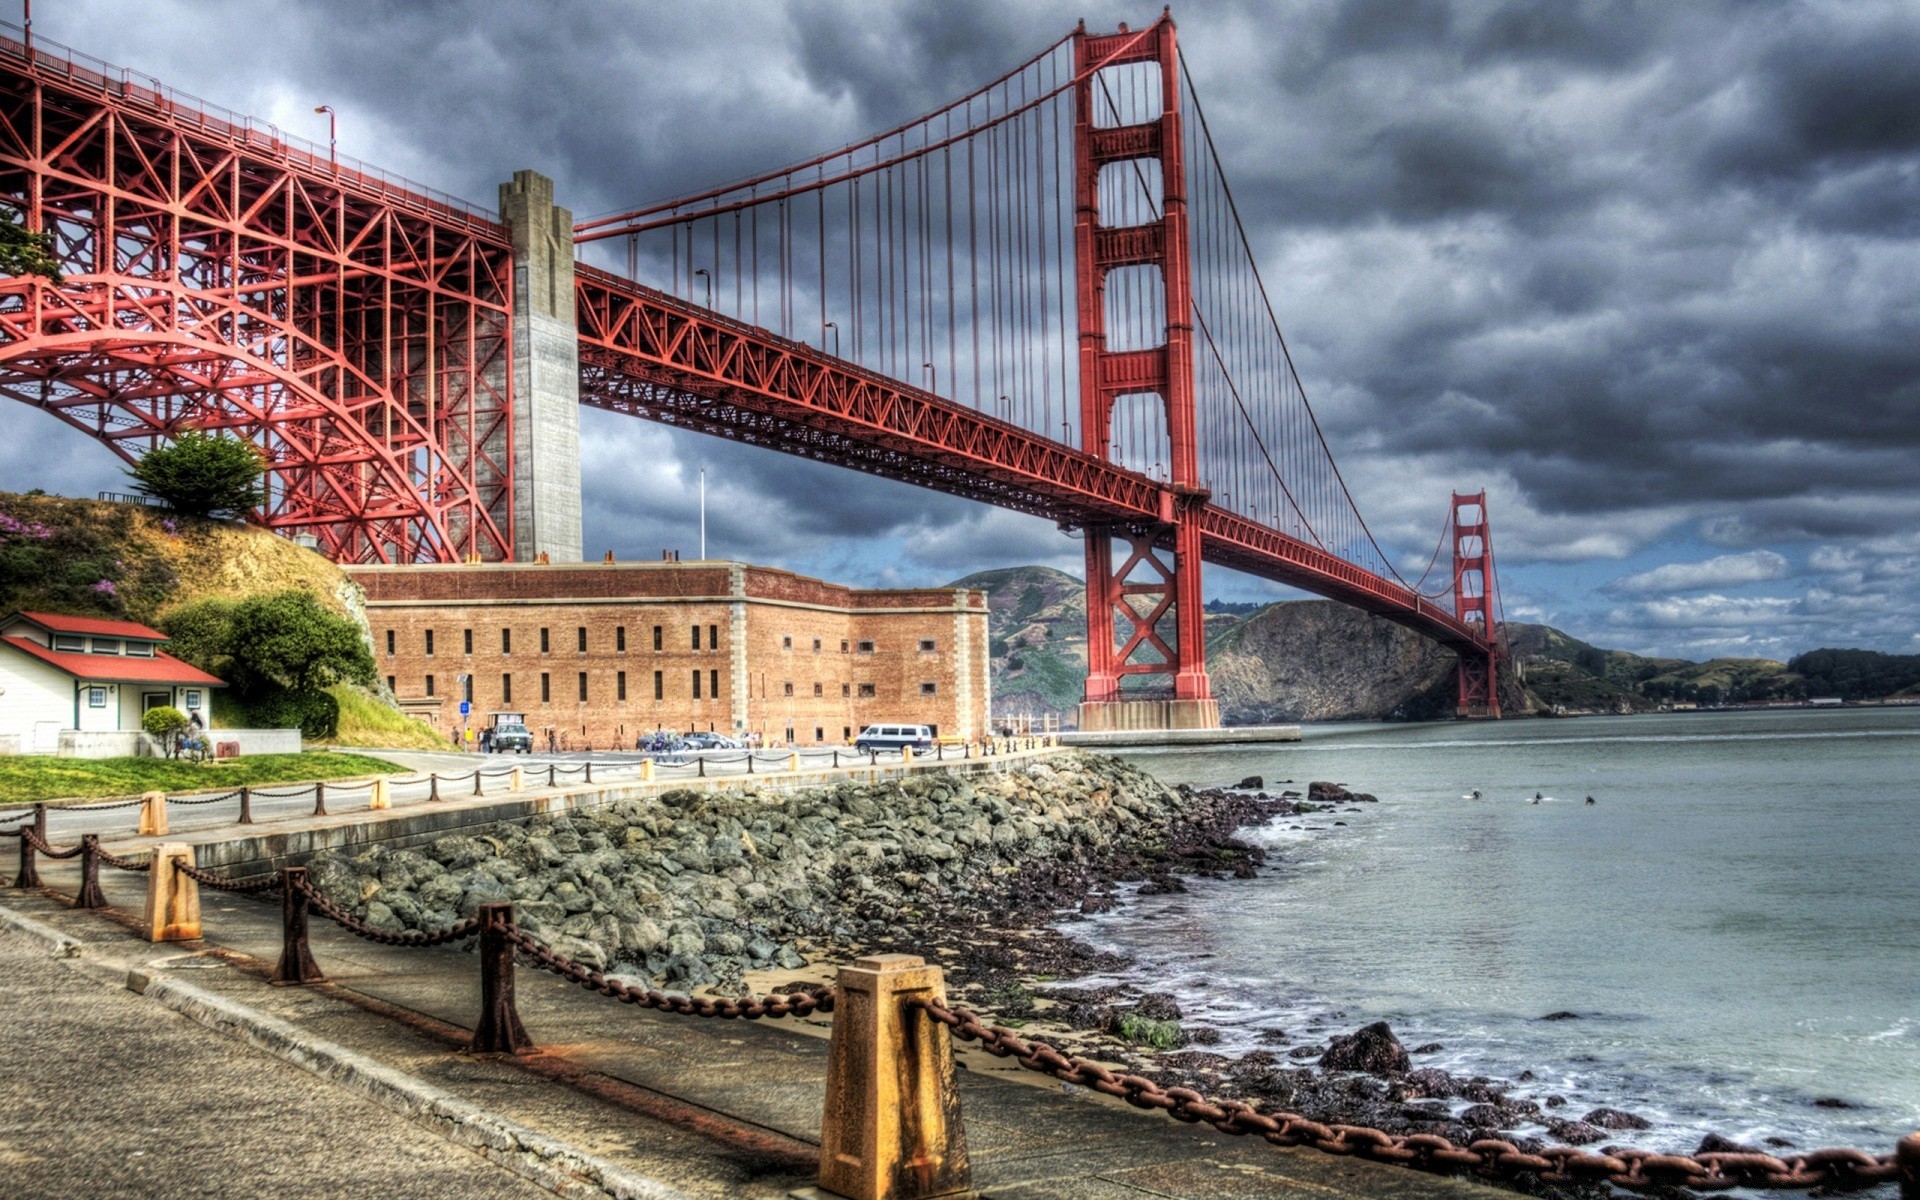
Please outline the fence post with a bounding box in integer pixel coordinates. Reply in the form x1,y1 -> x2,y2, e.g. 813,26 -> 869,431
468,902 -> 533,1055
33,802 -> 46,842
428,774 -> 440,802
137,790 -> 168,836
76,835 -> 105,908
312,781 -> 328,817
474,770 -> 485,796
14,827 -> 39,889
510,767 -> 524,793
745,754 -> 753,775
143,843 -> 201,942
584,762 -> 593,785
548,763 -> 557,789
369,777 -> 391,811
819,954 -> 971,1200
238,785 -> 254,825
833,750 -> 841,768
1897,1132 -> 1918,1200
271,866 -> 326,986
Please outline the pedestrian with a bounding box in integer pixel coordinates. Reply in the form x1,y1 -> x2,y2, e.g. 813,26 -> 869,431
481,727 -> 493,754
452,727 -> 461,750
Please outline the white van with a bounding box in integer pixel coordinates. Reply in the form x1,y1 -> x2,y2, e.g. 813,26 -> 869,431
853,724 -> 934,753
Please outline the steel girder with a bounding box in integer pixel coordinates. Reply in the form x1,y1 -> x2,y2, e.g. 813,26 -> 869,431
0,36 -> 514,562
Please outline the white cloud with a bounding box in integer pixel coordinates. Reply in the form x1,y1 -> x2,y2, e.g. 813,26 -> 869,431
1605,550 -> 1790,594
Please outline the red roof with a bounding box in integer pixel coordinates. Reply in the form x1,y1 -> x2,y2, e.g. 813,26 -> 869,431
1,637 -> 225,686
11,610 -> 169,641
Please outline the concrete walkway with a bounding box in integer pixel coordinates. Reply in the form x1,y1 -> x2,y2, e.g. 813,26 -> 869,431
3,859 -> 1504,1200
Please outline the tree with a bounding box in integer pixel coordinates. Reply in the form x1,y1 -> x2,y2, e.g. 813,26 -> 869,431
158,597 -> 239,678
142,705 -> 189,758
0,217 -> 62,283
128,431 -> 265,519
228,589 -> 375,696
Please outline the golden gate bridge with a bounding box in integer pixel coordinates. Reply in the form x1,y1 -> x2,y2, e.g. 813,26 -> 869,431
0,12 -> 1505,727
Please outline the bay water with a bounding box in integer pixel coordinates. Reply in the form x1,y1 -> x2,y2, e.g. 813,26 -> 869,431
1085,708 -> 1920,1151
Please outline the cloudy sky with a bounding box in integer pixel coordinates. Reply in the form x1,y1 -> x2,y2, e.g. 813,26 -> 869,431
6,0 -> 1919,661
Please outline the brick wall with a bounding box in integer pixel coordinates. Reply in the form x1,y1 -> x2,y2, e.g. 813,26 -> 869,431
352,561 -> 989,748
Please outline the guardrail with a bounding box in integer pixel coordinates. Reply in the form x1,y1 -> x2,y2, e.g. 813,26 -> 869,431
7,817 -> 1915,1200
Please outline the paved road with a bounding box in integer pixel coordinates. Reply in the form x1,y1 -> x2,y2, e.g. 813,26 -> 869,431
0,927 -> 552,1200
8,743 -> 953,845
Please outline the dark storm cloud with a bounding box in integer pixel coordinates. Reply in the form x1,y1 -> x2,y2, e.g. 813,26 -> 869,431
12,0 -> 1920,655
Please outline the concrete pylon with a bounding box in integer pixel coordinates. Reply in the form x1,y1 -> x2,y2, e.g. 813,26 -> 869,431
144,844 -> 201,942
499,169 -> 582,564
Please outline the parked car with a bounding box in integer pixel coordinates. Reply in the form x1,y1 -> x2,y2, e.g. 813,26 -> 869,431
637,731 -> 687,754
853,724 -> 934,754
491,723 -> 532,753
683,731 -> 742,750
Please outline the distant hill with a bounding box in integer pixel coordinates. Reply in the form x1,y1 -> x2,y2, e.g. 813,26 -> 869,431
949,564 -> 1911,724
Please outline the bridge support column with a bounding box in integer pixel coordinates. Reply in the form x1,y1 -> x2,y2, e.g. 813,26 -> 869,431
1451,491 -> 1502,718
500,170 -> 583,564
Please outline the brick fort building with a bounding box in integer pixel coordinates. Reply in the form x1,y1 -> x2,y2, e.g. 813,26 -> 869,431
351,560 -> 992,749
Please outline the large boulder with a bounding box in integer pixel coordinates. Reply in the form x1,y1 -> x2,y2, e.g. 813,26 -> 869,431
1319,1021 -> 1411,1076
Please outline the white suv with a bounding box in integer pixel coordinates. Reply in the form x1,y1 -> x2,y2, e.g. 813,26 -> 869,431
853,724 -> 934,753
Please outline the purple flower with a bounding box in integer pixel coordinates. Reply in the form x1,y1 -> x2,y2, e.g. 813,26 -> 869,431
160,518 -> 178,534
91,579 -> 118,598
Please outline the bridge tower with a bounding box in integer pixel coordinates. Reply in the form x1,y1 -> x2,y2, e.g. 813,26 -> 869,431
1072,16 -> 1218,733
1452,491 -> 1502,718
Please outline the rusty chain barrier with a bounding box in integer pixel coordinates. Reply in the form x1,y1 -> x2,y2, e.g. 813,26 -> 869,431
505,926 -> 835,1019
291,875 -> 483,948
174,861 -> 282,894
916,997 -> 1907,1195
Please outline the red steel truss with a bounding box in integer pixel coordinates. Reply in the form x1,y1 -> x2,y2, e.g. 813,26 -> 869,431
0,32 -> 515,563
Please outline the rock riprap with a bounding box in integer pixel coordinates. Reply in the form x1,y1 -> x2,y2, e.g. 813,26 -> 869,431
306,752 -> 1217,991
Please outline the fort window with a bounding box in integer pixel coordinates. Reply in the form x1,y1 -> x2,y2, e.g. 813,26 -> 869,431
710,669 -> 719,698
858,640 -> 874,654
782,635 -> 792,650
843,725 -> 852,741
858,683 -> 876,698
424,629 -> 434,656
841,640 -> 850,653
464,629 -> 474,655
577,626 -> 587,652
616,626 -> 626,652
540,627 -> 550,654
386,675 -> 395,692
653,625 -> 663,651
709,624 -> 718,648
783,681 -> 794,697
424,674 -> 435,696
814,726 -> 824,741
501,674 -> 512,704
812,682 -> 823,697
617,671 -> 627,701
692,670 -> 703,699
654,670 -> 664,700
501,628 -> 512,654
841,683 -> 851,697
463,676 -> 474,703
385,630 -> 395,655
812,638 -> 822,653
578,672 -> 588,702
692,625 -> 702,650
541,672 -> 550,702
920,682 -> 938,696
919,638 -> 937,653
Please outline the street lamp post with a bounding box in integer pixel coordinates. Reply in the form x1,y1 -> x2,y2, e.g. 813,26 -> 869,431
822,321 -> 839,357
922,362 -> 936,394
694,268 -> 711,308
312,105 -> 336,169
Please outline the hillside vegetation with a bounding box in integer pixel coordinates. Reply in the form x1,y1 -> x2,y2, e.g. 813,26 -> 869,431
0,491 -> 442,748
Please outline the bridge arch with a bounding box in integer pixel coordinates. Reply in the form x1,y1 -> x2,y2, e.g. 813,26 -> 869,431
0,273 -> 462,563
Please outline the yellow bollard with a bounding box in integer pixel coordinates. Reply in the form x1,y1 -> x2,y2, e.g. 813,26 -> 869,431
510,766 -> 524,793
143,843 -> 201,942
900,745 -> 913,765
788,751 -> 801,773
819,954 -> 971,1200
640,758 -> 654,782
368,778 -> 392,811
137,790 -> 168,837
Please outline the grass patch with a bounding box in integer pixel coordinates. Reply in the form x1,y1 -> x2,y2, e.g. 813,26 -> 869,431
319,684 -> 448,750
0,751 -> 401,805
1113,1013 -> 1185,1050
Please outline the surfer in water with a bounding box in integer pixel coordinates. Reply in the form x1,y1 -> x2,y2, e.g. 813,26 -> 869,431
1585,795 -> 1596,805
1532,791 -> 1543,804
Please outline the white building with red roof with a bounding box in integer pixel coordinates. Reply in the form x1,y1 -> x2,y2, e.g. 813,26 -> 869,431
0,611 -> 225,754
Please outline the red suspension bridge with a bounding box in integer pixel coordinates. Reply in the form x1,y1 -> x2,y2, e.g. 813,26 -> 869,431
0,13 -> 1504,725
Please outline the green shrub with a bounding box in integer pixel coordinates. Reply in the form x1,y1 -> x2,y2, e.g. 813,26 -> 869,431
141,705 -> 189,757
249,688 -> 340,739
159,596 -> 239,677
128,431 -> 264,518
228,590 -> 374,697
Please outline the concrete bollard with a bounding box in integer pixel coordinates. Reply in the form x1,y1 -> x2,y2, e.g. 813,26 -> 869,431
640,758 -> 654,782
510,766 -> 524,793
136,790 -> 168,837
788,751 -> 801,773
819,954 -> 971,1200
901,745 -> 913,764
368,777 -> 392,810
1897,1132 -> 1919,1200
143,843 -> 201,942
